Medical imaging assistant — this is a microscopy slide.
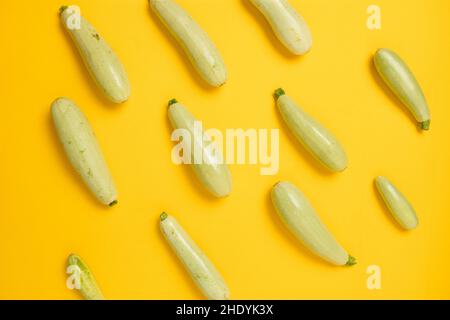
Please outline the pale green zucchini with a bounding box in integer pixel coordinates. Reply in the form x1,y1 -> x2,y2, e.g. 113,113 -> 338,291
249,0 -> 312,55
60,6 -> 130,103
271,182 -> 355,266
375,176 -> 419,230
160,213 -> 230,300
374,48 -> 430,130
149,0 -> 227,87
51,98 -> 117,206
67,254 -> 104,300
168,99 -> 232,197
275,88 -> 348,172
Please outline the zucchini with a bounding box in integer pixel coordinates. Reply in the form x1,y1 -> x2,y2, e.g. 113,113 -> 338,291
160,213 -> 230,300
249,0 -> 312,55
168,99 -> 232,198
67,254 -> 104,300
271,182 -> 355,266
375,176 -> 419,230
149,0 -> 227,87
51,98 -> 117,206
374,48 -> 430,130
274,88 -> 348,172
60,6 -> 130,103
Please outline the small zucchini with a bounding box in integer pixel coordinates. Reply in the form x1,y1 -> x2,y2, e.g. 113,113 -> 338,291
374,48 -> 430,130
249,0 -> 312,55
149,0 -> 227,87
60,6 -> 130,103
271,182 -> 355,266
67,254 -> 104,300
160,213 -> 230,300
52,98 -> 117,206
168,99 -> 232,197
375,176 -> 419,230
274,88 -> 348,172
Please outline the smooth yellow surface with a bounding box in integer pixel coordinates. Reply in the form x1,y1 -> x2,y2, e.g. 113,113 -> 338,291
0,0 -> 449,300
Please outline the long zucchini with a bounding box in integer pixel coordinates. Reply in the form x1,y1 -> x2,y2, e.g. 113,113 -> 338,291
249,0 -> 312,55
149,0 -> 227,87
160,213 -> 230,300
67,254 -> 104,300
275,88 -> 348,172
60,6 -> 130,103
52,98 -> 117,206
168,99 -> 232,197
374,48 -> 430,130
271,182 -> 355,266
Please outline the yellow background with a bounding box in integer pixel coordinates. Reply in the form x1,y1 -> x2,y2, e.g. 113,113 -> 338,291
1,0 -> 449,300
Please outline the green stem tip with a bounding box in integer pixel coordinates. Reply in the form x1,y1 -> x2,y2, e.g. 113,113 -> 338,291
168,99 -> 178,107
59,5 -> 69,15
346,255 -> 357,266
109,200 -> 118,207
67,254 -> 78,266
160,212 -> 169,221
420,120 -> 430,131
274,88 -> 285,100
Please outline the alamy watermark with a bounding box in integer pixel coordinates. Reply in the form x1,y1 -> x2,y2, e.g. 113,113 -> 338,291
366,265 -> 382,290
62,5 -> 81,30
367,5 -> 381,30
171,121 -> 280,176
66,264 -> 81,290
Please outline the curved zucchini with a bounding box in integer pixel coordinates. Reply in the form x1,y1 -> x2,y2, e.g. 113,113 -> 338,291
374,48 -> 430,130
51,98 -> 117,206
275,88 -> 348,172
168,99 -> 232,197
160,213 -> 230,300
271,182 -> 355,266
60,6 -> 130,103
67,254 -> 104,300
149,0 -> 227,87
249,0 -> 312,55
375,176 -> 419,230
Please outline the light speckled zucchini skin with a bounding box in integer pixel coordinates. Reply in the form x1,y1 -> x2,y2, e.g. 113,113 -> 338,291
250,0 -> 312,55
160,213 -> 230,300
67,254 -> 104,300
374,48 -> 430,130
375,176 -> 419,230
52,98 -> 117,206
60,6 -> 130,103
168,100 -> 232,198
275,89 -> 348,172
149,0 -> 227,87
271,182 -> 355,266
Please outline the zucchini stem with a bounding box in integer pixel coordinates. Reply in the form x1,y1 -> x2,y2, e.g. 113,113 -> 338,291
346,255 -> 357,266
168,99 -> 178,107
59,5 -> 69,15
274,88 -> 286,100
420,120 -> 430,131
160,212 -> 169,221
109,200 -> 118,207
